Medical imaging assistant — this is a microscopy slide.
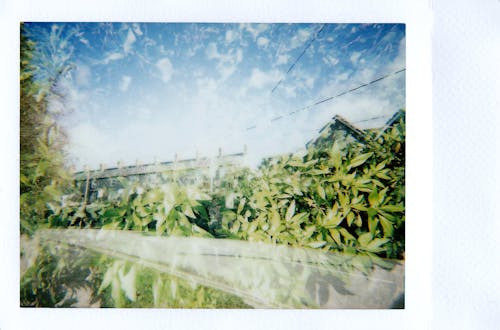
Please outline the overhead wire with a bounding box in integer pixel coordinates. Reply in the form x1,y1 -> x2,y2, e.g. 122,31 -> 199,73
270,24 -> 327,94
352,114 -> 392,124
246,68 -> 406,131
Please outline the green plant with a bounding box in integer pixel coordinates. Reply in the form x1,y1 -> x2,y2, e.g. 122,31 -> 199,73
20,24 -> 74,236
212,112 -> 405,260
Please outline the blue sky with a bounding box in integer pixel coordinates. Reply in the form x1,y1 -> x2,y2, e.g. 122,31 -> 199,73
25,23 -> 405,170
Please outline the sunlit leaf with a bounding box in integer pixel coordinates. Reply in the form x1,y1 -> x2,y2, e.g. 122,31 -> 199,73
317,184 -> 326,200
329,228 -> 342,245
285,200 -> 296,222
308,241 -> 326,249
358,232 -> 373,247
347,152 -> 373,170
379,216 -> 394,237
118,265 -> 137,302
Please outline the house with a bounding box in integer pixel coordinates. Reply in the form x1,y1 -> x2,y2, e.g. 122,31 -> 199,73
305,110 -> 405,150
305,114 -> 366,150
73,149 -> 246,203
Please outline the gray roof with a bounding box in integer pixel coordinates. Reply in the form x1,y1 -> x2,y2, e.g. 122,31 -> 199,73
306,114 -> 365,148
74,152 -> 245,181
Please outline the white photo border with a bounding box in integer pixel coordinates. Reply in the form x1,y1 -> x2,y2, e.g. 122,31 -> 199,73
0,1 -> 432,329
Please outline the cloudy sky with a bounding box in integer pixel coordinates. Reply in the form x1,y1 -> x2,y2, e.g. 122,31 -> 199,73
25,23 -> 405,170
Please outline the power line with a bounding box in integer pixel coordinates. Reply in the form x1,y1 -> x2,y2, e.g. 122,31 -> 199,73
246,68 -> 406,131
270,24 -> 327,95
352,114 -> 392,124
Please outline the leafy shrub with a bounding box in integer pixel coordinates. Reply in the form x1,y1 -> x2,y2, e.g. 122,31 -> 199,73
20,24 -> 74,235
47,112 -> 405,261
212,114 -> 405,259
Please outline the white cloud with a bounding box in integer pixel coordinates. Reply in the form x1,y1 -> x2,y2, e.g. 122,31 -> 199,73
283,85 -> 297,98
75,64 -> 90,86
123,29 -> 136,53
288,28 -> 313,50
218,64 -> 237,81
277,54 -> 290,65
156,58 -> 173,83
236,48 -> 243,63
206,42 -> 220,60
350,51 -> 362,65
196,77 -> 217,94
305,77 -> 315,89
69,122 -> 114,170
248,68 -> 282,90
337,72 -> 350,81
102,52 -> 124,64
132,23 -> 143,36
205,44 -> 243,81
323,55 -> 339,66
79,37 -> 90,47
225,30 -> 236,43
357,68 -> 375,83
257,37 -> 269,48
386,36 -> 406,72
126,107 -> 151,121
240,23 -> 269,40
119,75 -> 132,92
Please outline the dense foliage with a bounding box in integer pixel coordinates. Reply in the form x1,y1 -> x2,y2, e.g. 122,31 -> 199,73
212,118 -> 405,260
44,113 -> 405,261
20,24 -> 73,235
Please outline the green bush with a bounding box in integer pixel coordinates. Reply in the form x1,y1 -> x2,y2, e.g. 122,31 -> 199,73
47,112 -> 405,261
212,114 -> 405,259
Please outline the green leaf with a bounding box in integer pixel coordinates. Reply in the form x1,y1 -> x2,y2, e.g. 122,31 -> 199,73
365,238 -> 390,253
308,241 -> 326,249
270,210 -> 281,232
288,159 -> 318,167
118,265 -> 137,302
348,152 -> 373,170
375,161 -> 386,171
338,192 -> 348,207
368,187 -> 379,206
303,225 -> 316,239
329,228 -> 342,245
324,208 -> 343,228
354,213 -> 363,227
339,228 -> 355,241
285,200 -> 296,222
183,204 -> 196,219
368,215 -> 379,233
346,212 -> 355,227
379,204 -> 405,213
192,224 -> 213,238
290,212 -> 308,225
358,232 -> 373,247
379,216 -> 394,237
237,198 -> 246,214
317,184 -> 326,200
367,207 -> 378,218
308,169 -> 330,175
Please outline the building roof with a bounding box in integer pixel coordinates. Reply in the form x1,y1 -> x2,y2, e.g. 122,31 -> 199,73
74,152 -> 245,181
306,114 -> 365,149
305,110 -> 405,149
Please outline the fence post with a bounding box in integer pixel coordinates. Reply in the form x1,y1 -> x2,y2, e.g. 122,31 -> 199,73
82,165 -> 90,213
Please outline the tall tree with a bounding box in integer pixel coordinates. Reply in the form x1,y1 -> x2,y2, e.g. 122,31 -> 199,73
20,23 -> 72,235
